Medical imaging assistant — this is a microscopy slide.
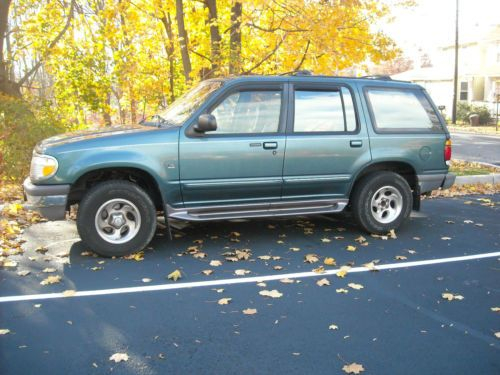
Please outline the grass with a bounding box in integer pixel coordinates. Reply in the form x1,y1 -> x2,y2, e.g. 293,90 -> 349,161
447,124 -> 499,135
449,160 -> 499,176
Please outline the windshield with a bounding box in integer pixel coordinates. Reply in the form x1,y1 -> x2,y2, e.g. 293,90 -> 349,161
156,80 -> 223,126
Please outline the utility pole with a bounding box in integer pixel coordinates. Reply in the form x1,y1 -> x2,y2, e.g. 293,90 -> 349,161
451,0 -> 459,124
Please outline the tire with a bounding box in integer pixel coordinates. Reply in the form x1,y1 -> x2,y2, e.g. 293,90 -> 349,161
351,171 -> 412,235
77,180 -> 157,257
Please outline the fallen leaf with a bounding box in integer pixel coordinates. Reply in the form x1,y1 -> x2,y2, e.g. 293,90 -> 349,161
90,266 -> 103,271
272,256 -> 281,260
218,297 -> 232,305
258,255 -> 271,260
62,290 -> 76,297
289,247 -> 301,252
441,237 -> 452,241
0,329 -> 10,335
202,270 -> 213,276
316,278 -> 330,286
16,270 -> 30,276
34,304 -> 41,308
124,251 -> 144,261
193,252 -> 206,259
328,324 -> 339,330
388,229 -> 397,239
235,249 -> 251,260
230,231 -> 241,237
234,269 -> 250,276
142,278 -> 152,283
242,308 -> 257,315
167,269 -> 182,282
324,257 -> 336,266
395,255 -> 407,260
109,353 -> 129,363
256,282 -> 267,287
491,307 -> 500,312
336,288 -> 349,294
362,262 -> 377,271
225,256 -> 239,262
40,275 -> 61,285
343,362 -> 365,374
348,283 -> 364,290
42,267 -> 56,273
2,260 -> 17,268
280,278 -> 295,284
442,292 -> 464,301
304,254 -> 319,263
273,265 -> 283,270
355,235 -> 367,243
495,332 -> 500,339
209,260 -> 222,267
464,220 -> 474,224
321,238 -> 331,243
345,245 -> 357,252
35,246 -> 48,254
336,266 -> 351,278
213,288 -> 224,293
313,265 -> 325,274
259,289 -> 283,298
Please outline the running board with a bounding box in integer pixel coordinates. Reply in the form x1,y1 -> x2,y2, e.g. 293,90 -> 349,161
166,199 -> 348,222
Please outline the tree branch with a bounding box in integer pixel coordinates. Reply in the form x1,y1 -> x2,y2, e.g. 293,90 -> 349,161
242,33 -> 288,74
17,0 -> 75,87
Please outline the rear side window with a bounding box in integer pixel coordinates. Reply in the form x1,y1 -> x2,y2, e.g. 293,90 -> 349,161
366,88 -> 441,132
293,87 -> 357,133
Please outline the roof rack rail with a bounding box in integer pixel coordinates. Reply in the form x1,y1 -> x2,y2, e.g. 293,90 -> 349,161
290,70 -> 313,76
360,75 -> 392,81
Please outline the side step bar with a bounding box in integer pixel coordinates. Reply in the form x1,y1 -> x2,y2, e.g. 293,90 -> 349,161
166,199 -> 348,222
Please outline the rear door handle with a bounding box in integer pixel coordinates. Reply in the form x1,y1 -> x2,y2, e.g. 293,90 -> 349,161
350,140 -> 363,148
263,142 -> 278,150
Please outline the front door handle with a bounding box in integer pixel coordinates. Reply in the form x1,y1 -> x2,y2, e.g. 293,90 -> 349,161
350,140 -> 363,148
263,142 -> 278,150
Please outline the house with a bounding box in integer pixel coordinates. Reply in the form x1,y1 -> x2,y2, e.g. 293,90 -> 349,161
392,24 -> 500,119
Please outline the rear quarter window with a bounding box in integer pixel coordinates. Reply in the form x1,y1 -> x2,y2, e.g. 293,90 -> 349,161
365,87 -> 442,132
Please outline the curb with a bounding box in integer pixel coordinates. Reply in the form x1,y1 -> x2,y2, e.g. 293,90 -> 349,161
454,174 -> 500,186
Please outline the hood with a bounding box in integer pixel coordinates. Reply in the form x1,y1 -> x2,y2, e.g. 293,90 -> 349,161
35,125 -> 159,153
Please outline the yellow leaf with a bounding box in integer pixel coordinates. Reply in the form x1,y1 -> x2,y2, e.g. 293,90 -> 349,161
321,238 -> 331,243
234,269 -> 250,276
202,270 -> 213,276
336,266 -> 351,278
218,298 -> 232,305
304,254 -> 319,263
289,247 -> 301,252
258,255 -> 271,260
242,308 -> 257,315
491,307 -> 500,312
313,265 -> 325,274
124,251 -> 144,261
395,255 -> 407,260
193,252 -> 207,259
324,257 -> 336,266
0,329 -> 11,335
328,324 -> 338,330
316,278 -> 330,286
342,362 -> 365,374
280,278 -> 295,284
442,292 -> 464,301
142,278 -> 152,283
388,229 -> 397,239
355,235 -> 367,243
209,260 -> 222,267
62,290 -> 76,297
3,260 -> 17,268
336,288 -> 349,294
495,332 -> 500,338
346,245 -> 357,252
259,289 -> 283,298
40,275 -> 61,285
273,265 -> 283,270
348,283 -> 364,290
167,269 -> 182,282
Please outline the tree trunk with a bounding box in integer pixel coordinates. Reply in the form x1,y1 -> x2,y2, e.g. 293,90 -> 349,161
175,0 -> 192,83
0,0 -> 20,97
229,2 -> 242,75
204,0 -> 222,77
159,11 -> 176,102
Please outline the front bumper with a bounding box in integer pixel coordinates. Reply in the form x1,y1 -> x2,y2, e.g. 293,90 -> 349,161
23,178 -> 71,220
418,173 -> 456,193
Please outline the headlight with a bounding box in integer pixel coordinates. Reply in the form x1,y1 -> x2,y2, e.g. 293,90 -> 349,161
30,153 -> 58,181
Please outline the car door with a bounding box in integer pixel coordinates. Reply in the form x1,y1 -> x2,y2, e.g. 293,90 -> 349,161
179,83 -> 287,207
282,81 -> 371,201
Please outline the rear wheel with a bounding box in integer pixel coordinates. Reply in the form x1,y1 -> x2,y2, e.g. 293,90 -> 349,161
77,180 -> 157,257
351,172 -> 412,234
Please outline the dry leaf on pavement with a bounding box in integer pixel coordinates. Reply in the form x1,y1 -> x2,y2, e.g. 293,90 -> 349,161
42,268 -> 56,273
258,255 -> 271,260
442,292 -> 464,301
234,269 -> 250,276
348,283 -> 364,290
218,298 -> 232,305
343,362 -> 365,374
280,278 -> 295,284
142,278 -> 152,283
0,329 -> 10,335
62,290 -> 76,297
491,307 -> 500,312
202,270 -> 213,276
109,353 -> 129,363
17,270 -> 30,276
328,324 -> 338,330
304,254 -> 319,263
316,278 -> 330,286
345,245 -> 357,252
167,269 -> 182,281
40,275 -> 61,285
336,288 -> 348,294
242,308 -> 257,315
324,257 -> 336,266
259,289 -> 283,298
336,266 -> 351,278
209,260 -> 222,267
395,255 -> 407,260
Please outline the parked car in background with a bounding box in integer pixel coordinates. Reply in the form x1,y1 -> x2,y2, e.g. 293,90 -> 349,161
24,73 -> 455,257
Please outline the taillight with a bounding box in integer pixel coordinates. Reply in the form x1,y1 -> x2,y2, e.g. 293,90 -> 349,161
444,139 -> 452,162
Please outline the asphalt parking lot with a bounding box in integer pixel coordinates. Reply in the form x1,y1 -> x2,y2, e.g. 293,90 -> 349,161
1,195 -> 499,375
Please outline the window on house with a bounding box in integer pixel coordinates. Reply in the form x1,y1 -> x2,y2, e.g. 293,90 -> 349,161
459,82 -> 468,101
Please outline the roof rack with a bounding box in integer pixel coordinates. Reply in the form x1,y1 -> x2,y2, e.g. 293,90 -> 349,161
360,75 -> 392,81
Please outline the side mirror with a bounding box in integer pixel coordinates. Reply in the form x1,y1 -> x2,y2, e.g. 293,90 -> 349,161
195,114 -> 217,133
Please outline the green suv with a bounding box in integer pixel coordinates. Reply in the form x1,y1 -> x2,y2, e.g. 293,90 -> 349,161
24,74 -> 455,257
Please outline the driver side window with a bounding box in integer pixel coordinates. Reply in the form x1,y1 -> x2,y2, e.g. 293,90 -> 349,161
210,90 -> 281,134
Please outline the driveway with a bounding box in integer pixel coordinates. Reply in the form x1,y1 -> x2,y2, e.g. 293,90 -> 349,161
451,132 -> 500,166
1,195 -> 499,374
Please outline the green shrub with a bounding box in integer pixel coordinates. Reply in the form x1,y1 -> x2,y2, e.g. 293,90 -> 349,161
456,101 -> 491,125
0,94 -> 66,181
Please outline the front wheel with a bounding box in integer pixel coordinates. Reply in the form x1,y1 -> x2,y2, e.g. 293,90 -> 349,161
351,172 -> 412,235
77,181 -> 157,257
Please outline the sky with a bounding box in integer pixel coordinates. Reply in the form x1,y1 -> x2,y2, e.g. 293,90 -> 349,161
380,0 -> 500,58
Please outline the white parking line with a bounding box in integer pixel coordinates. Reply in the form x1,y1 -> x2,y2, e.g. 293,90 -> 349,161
1,251 -> 499,303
